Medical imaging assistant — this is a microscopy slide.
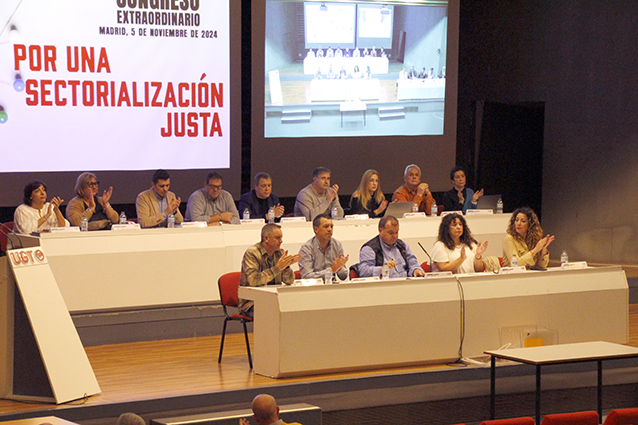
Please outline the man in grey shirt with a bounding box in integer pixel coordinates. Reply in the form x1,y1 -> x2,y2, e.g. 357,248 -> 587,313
294,166 -> 344,221
185,172 -> 240,224
298,214 -> 349,280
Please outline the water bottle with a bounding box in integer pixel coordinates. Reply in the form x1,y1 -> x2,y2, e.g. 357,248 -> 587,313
331,206 -> 338,219
561,250 -> 569,265
496,197 -> 503,214
119,211 -> 127,224
267,207 -> 275,223
81,214 -> 88,232
167,213 -> 175,228
430,201 -> 438,217
511,254 -> 518,267
324,267 -> 333,284
411,202 -> 418,213
243,208 -> 250,220
381,262 -> 390,280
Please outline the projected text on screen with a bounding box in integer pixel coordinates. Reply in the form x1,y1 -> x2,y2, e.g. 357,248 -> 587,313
0,0 -> 230,172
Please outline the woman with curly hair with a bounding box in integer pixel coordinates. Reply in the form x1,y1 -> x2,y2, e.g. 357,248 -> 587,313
431,213 -> 489,273
502,206 -> 555,268
349,169 -> 388,218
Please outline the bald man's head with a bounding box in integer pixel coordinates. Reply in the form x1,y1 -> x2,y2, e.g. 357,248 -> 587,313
252,394 -> 279,424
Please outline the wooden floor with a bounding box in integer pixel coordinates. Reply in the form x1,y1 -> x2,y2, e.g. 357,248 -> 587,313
2,304 -> 638,419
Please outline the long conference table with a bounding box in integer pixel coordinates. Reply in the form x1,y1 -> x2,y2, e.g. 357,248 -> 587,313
239,266 -> 628,378
16,215 -> 509,312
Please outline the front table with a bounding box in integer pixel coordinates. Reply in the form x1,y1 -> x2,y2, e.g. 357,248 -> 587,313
486,341 -> 638,424
239,266 -> 628,378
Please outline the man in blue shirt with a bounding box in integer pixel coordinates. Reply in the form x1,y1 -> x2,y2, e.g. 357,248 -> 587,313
359,215 -> 425,278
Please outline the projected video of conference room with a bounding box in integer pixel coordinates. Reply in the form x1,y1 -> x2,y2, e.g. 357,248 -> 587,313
264,1 -> 448,138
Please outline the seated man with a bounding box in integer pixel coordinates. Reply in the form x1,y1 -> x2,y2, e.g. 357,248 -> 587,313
294,166 -> 344,221
359,215 -> 425,278
185,172 -> 239,224
298,214 -> 349,280
238,224 -> 301,316
135,169 -> 183,228
392,164 -> 436,215
238,172 -> 284,221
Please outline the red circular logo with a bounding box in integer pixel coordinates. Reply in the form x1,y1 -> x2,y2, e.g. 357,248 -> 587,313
35,249 -> 45,262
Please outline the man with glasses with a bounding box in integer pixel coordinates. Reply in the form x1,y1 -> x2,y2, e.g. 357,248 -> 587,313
185,171 -> 240,224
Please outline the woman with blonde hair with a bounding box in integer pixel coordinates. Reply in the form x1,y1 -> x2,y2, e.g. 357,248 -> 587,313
349,169 -> 388,218
66,172 -> 119,230
502,206 -> 554,268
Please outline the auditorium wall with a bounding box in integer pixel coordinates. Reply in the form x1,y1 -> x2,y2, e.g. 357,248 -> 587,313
458,0 -> 638,263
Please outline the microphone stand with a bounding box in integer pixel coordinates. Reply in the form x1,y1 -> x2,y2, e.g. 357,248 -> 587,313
417,242 -> 432,271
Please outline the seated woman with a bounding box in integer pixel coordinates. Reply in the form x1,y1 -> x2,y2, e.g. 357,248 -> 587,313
349,169 -> 388,218
14,180 -> 69,234
431,213 -> 490,273
66,172 -> 118,230
441,166 -> 484,214
502,206 -> 554,268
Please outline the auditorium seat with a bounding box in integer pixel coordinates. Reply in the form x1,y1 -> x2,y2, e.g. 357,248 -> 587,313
294,270 -> 301,279
217,271 -> 253,369
480,417 -> 535,425
421,261 -> 431,272
603,408 -> 638,425
540,411 -> 599,425
0,221 -> 14,255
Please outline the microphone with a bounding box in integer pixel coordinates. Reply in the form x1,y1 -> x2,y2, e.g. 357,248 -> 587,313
417,242 -> 432,271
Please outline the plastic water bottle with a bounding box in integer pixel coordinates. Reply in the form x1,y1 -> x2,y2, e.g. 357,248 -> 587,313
119,211 -> 127,224
167,213 -> 175,228
431,201 -> 438,217
411,202 -> 418,213
81,214 -> 88,232
324,267 -> 333,284
511,254 -> 518,267
267,207 -> 275,223
381,262 -> 390,280
496,197 -> 503,214
561,250 -> 569,265
243,208 -> 250,220
331,206 -> 338,219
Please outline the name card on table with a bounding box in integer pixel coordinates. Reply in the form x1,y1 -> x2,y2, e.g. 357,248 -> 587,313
424,271 -> 453,278
499,266 -> 527,274
345,214 -> 369,220
50,226 -> 80,233
180,221 -> 208,228
111,223 -> 141,230
281,216 -> 307,223
293,278 -> 323,286
466,209 -> 494,215
561,261 -> 588,270
351,276 -> 380,283
403,212 -> 426,219
241,218 -> 265,224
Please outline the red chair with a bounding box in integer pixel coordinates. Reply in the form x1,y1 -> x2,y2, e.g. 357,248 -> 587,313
0,221 -> 14,255
294,270 -> 301,279
480,418 -> 535,425
540,411 -> 599,425
421,261 -> 431,272
349,263 -> 359,279
603,408 -> 638,425
217,271 -> 253,369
